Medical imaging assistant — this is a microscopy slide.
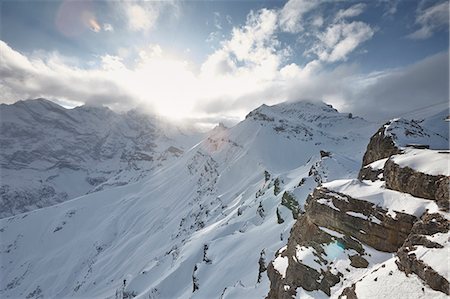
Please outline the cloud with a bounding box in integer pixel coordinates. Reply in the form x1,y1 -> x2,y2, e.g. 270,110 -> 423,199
348,51 -> 449,120
121,1 -> 180,32
125,3 -> 158,32
408,1 -> 449,39
103,23 -> 114,32
279,0 -> 320,33
0,41 -> 136,109
310,21 -> 374,62
334,3 -> 366,21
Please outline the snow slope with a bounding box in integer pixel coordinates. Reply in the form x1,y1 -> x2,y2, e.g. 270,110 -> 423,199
0,100 -> 376,298
0,99 -> 202,218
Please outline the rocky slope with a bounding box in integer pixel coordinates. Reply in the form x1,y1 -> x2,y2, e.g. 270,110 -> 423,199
267,109 -> 449,298
0,99 -> 201,218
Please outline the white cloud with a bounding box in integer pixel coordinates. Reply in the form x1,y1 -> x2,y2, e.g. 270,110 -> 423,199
335,3 -> 366,21
0,41 -> 135,110
408,1 -> 449,39
311,15 -> 324,28
310,21 -> 374,62
279,0 -> 320,33
125,3 -> 158,32
103,23 -> 114,32
121,1 -> 180,32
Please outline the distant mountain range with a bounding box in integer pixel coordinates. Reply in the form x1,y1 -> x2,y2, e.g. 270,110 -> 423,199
0,99 -> 202,218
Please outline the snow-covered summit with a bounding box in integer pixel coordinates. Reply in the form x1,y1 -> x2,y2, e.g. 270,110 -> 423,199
246,101 -> 360,127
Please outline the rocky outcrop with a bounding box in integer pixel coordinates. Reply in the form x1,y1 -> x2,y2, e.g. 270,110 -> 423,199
266,187 -> 417,298
357,165 -> 383,181
396,213 -> 449,295
360,124 -> 401,167
267,216 -> 343,299
306,188 -> 416,252
384,159 -> 449,211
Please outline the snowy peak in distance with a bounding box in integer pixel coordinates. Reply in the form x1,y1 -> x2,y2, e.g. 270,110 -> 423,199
244,100 -> 368,138
246,100 -> 356,122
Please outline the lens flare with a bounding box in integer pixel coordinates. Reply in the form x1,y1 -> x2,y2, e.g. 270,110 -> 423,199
55,0 -> 100,36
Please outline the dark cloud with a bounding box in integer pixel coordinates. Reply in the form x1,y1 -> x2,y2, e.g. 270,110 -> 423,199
349,51 -> 449,121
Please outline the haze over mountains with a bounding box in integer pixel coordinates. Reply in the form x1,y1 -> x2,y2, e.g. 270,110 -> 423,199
0,98 -> 448,298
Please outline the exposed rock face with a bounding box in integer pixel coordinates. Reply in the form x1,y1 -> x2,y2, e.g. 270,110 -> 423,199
266,187 -> 417,298
396,213 -> 449,294
357,165 -> 383,181
360,124 -> 401,167
339,285 -> 357,299
384,159 -> 449,211
266,216 -> 342,299
306,188 -> 416,252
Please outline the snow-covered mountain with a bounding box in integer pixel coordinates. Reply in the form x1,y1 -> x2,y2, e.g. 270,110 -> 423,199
0,100 -> 377,298
0,100 -> 447,299
0,99 -> 202,218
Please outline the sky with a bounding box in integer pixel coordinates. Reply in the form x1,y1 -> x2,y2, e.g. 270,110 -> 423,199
0,0 -> 449,127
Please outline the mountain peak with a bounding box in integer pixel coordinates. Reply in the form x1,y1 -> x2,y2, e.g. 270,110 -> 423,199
246,100 -> 338,119
244,100 -> 362,129
14,97 -> 65,110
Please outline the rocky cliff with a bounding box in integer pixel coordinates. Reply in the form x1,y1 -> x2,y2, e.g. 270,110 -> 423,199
384,152 -> 449,211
